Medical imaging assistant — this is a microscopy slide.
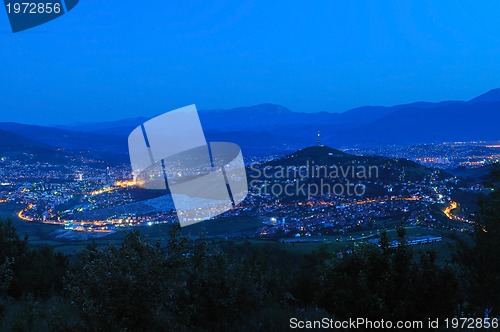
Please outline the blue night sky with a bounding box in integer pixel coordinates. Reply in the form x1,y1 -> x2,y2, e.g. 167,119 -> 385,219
1,1 -> 500,125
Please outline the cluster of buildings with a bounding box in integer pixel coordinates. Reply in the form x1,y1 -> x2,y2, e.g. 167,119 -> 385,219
0,144 -> 486,240
222,164 -> 473,239
345,141 -> 500,169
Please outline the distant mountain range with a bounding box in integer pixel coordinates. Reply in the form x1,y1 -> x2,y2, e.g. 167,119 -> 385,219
1,88 -> 499,159
0,129 -> 70,162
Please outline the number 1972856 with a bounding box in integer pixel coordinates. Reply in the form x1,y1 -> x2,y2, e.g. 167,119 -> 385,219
5,2 -> 61,14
